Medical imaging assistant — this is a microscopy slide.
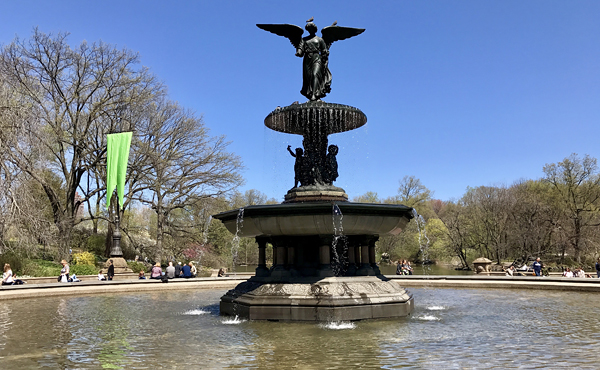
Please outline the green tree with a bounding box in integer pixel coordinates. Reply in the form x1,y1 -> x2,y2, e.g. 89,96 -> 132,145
543,154 -> 600,262
353,191 -> 380,203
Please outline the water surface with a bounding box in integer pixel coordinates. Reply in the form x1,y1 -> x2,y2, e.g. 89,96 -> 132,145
1,287 -> 598,368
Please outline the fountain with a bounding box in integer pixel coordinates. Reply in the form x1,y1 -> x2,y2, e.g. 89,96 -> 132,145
213,19 -> 415,321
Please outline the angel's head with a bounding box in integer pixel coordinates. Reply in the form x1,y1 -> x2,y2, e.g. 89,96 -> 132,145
305,22 -> 317,34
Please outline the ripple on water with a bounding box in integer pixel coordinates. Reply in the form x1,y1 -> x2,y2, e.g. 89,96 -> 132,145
319,321 -> 356,330
181,309 -> 210,315
414,314 -> 440,321
426,305 -> 447,311
4,288 -> 600,368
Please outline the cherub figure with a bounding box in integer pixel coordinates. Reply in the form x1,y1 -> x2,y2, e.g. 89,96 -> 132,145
287,145 -> 304,188
257,20 -> 364,101
323,144 -> 339,185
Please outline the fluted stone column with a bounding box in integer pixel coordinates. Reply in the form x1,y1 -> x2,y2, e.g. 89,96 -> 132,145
271,241 -> 290,280
357,238 -> 374,276
318,237 -> 334,278
346,245 -> 357,276
287,246 -> 299,276
255,237 -> 270,277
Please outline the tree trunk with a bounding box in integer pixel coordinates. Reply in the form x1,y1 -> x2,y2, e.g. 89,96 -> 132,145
57,218 -> 74,262
155,206 -> 164,264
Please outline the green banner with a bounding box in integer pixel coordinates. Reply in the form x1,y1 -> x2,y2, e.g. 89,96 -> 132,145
106,132 -> 132,209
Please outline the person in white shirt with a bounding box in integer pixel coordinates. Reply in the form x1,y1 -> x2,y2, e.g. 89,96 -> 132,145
563,267 -> 573,278
2,263 -> 24,285
98,271 -> 106,281
2,263 -> 15,285
504,265 -> 515,276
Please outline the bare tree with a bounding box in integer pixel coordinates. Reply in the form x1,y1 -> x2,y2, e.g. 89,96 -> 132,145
132,98 -> 243,262
0,82 -> 57,255
462,185 -> 513,263
396,175 -> 432,208
0,30 -> 159,260
437,200 -> 473,268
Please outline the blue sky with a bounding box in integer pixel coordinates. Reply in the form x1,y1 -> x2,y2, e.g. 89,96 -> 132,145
2,1 -> 599,202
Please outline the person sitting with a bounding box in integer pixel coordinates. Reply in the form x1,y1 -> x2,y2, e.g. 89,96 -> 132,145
218,268 -> 226,277
189,262 -> 197,277
166,261 -> 176,279
563,267 -> 573,278
182,263 -> 193,278
504,265 -> 515,276
150,263 -> 163,279
174,262 -> 183,278
395,260 -> 403,275
2,263 -> 24,285
98,271 -> 106,281
138,271 -> 146,279
59,260 -> 71,282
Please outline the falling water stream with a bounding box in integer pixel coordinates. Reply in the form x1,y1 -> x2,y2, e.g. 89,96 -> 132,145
230,208 -> 244,274
331,203 -> 347,276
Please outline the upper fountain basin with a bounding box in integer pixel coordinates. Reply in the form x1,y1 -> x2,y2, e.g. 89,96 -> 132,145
264,101 -> 367,135
213,202 -> 413,238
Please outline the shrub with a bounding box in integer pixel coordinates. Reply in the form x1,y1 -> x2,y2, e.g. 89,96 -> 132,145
21,259 -> 62,277
0,252 -> 24,274
71,264 -> 98,276
72,252 -> 96,266
86,234 -> 106,256
198,266 -> 213,277
127,261 -> 148,274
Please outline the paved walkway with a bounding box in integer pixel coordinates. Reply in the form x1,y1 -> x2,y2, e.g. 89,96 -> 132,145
0,276 -> 245,301
2,274 -> 600,301
388,275 -> 600,292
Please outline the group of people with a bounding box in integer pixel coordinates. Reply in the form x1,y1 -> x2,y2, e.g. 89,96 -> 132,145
504,257 -> 600,278
150,261 -> 197,279
97,260 -> 115,281
396,260 -> 413,275
562,267 -> 592,278
2,263 -> 25,285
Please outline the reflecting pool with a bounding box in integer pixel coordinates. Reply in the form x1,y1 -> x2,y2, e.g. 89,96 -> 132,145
1,287 -> 599,368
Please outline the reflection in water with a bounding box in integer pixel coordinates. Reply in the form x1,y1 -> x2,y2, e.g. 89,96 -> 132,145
0,288 -> 600,368
0,302 -> 11,356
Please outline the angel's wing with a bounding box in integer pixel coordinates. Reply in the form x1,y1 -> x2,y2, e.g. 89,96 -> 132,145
321,26 -> 365,49
256,24 -> 304,49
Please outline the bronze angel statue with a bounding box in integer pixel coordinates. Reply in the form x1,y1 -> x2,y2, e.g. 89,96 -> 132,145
257,19 -> 365,101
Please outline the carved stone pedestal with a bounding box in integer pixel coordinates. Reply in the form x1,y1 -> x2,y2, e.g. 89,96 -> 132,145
220,276 -> 413,321
103,257 -> 133,274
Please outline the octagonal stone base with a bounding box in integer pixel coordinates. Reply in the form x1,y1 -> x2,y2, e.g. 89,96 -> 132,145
220,276 -> 413,321
284,185 -> 349,203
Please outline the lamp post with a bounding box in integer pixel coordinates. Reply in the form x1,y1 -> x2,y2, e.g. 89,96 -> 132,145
110,195 -> 123,257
